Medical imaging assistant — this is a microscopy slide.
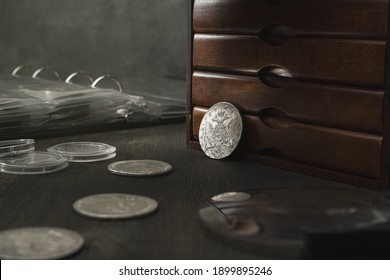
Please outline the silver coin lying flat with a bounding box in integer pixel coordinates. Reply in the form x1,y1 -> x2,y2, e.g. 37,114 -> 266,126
199,102 -> 243,159
108,160 -> 172,177
0,227 -> 84,260
73,193 -> 158,219
211,192 -> 251,202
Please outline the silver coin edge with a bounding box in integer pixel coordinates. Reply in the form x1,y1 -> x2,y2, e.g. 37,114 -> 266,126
107,160 -> 172,177
73,194 -> 159,219
211,192 -> 251,202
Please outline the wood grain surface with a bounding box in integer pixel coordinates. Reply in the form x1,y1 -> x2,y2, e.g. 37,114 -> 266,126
193,107 -> 382,179
187,0 -> 390,190
193,0 -> 388,39
192,71 -> 384,134
193,34 -> 385,87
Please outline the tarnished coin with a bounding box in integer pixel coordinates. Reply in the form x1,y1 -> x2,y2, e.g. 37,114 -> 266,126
0,227 -> 84,260
211,192 -> 251,202
73,193 -> 158,219
108,160 -> 172,177
199,102 -> 243,159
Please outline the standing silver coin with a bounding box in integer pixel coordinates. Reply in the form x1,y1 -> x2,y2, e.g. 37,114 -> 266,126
199,102 -> 243,159
108,160 -> 172,177
0,227 -> 84,259
73,193 -> 158,219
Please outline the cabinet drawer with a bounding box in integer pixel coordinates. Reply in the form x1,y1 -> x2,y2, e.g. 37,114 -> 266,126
193,34 -> 385,87
192,106 -> 382,179
192,71 -> 384,134
193,0 -> 388,39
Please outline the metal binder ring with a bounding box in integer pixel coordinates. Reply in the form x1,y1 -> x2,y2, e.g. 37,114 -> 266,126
12,64 -> 37,77
65,71 -> 94,85
32,67 -> 61,81
91,75 -> 123,92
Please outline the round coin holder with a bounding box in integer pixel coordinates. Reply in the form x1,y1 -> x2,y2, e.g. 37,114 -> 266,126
199,186 -> 390,258
0,151 -> 69,175
47,142 -> 116,162
0,139 -> 35,158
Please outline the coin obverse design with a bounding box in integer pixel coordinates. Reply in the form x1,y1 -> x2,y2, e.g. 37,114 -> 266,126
73,193 -> 158,219
108,160 -> 172,177
0,227 -> 84,260
199,102 -> 243,159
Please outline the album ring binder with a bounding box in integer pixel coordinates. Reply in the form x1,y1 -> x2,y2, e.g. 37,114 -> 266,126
65,71 -> 94,85
32,67 -> 61,81
91,75 -> 123,93
12,64 -> 37,77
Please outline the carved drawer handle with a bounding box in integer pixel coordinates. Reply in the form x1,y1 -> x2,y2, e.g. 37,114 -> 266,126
260,24 -> 294,46
259,108 -> 294,130
258,66 -> 294,88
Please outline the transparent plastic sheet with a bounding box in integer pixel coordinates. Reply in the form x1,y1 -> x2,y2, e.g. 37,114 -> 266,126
0,73 -> 185,138
120,77 -> 186,121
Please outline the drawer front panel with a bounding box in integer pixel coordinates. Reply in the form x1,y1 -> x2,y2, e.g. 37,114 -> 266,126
192,71 -> 384,134
193,0 -> 388,39
192,107 -> 382,178
193,34 -> 386,87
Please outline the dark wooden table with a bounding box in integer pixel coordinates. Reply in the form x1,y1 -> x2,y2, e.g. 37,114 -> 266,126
0,122 -> 374,259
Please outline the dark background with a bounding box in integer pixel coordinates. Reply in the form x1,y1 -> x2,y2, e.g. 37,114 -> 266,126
0,0 -> 187,83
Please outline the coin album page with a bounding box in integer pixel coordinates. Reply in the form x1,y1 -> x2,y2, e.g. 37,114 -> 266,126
0,72 -> 185,139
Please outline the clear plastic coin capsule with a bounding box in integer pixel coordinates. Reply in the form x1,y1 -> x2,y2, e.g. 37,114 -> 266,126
47,142 -> 116,162
0,139 -> 35,157
0,151 -> 68,175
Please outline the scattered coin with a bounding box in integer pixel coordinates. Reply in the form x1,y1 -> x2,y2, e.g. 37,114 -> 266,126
108,160 -> 172,177
199,102 -> 243,159
73,193 -> 158,219
211,192 -> 251,202
0,227 -> 84,260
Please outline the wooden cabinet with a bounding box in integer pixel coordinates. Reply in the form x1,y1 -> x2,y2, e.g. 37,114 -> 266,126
186,0 -> 390,190
193,0 -> 388,38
